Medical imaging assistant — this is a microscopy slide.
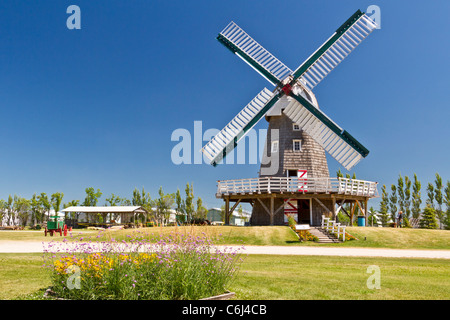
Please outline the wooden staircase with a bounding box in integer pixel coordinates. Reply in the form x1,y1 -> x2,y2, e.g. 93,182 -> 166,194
309,227 -> 341,243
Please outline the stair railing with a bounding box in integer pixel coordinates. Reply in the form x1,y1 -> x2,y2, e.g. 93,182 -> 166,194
321,215 -> 346,242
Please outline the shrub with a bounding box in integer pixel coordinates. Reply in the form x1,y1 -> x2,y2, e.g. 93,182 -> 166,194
420,206 -> 438,229
43,230 -> 244,300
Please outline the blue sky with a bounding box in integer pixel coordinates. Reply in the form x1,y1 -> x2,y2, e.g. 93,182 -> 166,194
0,0 -> 449,210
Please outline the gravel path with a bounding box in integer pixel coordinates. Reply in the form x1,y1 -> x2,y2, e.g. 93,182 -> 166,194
1,241 -> 449,259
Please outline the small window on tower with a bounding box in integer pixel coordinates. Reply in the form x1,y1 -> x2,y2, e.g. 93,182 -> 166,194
293,124 -> 300,131
293,139 -> 301,152
271,140 -> 279,153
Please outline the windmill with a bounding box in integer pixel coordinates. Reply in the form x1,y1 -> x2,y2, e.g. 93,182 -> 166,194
202,10 -> 379,226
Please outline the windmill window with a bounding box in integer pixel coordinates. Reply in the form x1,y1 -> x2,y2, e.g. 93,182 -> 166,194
271,140 -> 279,153
293,139 -> 302,152
293,124 -> 300,131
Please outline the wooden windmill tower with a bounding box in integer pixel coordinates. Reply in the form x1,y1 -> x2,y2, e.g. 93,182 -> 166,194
202,10 -> 379,226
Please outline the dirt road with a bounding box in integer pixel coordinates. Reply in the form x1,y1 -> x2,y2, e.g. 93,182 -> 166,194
1,241 -> 449,259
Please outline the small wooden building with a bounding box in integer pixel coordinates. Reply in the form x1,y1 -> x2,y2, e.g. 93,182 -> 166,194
62,206 -> 149,226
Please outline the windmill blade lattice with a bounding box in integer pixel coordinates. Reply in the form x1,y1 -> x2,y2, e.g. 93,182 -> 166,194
201,88 -> 279,166
218,21 -> 293,86
203,9 -> 377,170
284,92 -> 369,171
291,10 -> 378,91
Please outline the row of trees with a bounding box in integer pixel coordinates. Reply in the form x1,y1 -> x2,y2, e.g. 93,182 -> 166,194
0,183 -> 209,227
378,172 -> 450,229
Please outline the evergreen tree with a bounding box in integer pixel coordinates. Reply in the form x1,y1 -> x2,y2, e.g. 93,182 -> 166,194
419,204 -> 438,229
426,183 -> 434,208
411,173 -> 422,219
404,175 -> 411,219
175,188 -> 184,224
379,185 -> 389,227
389,185 -> 398,225
434,173 -> 444,229
183,183 -> 195,223
397,174 -> 405,214
444,181 -> 450,230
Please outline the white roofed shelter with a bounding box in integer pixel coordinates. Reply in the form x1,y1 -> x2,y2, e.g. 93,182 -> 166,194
62,206 -> 149,226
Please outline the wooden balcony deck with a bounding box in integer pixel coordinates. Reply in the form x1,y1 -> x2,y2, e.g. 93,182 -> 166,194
216,177 -> 378,198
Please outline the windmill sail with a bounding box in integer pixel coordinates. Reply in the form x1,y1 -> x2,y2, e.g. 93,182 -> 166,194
284,92 -> 369,171
217,21 -> 293,86
202,88 -> 279,166
291,10 -> 377,91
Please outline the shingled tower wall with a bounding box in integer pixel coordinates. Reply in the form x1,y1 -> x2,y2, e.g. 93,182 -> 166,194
250,106 -> 333,226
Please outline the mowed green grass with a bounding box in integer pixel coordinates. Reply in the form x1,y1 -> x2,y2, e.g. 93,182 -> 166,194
1,225 -> 449,249
73,225 -> 450,250
1,253 -> 449,300
0,253 -> 49,300
231,254 -> 450,300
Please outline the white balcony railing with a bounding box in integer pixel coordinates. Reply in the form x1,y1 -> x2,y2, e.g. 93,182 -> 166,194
217,177 -> 378,198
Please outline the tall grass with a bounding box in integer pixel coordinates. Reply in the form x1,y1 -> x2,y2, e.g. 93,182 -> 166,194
43,230 -> 245,300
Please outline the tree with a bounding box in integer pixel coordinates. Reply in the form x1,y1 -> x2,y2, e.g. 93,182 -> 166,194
434,173 -> 444,229
237,204 -> 248,224
426,183 -> 434,208
83,187 -> 102,206
444,181 -> 450,230
368,206 -> 377,226
14,197 -> 30,227
175,188 -> 184,224
155,187 -> 174,225
30,194 -> 44,226
220,205 -> 226,223
379,185 -> 389,227
6,195 -> 14,226
51,192 -> 64,217
132,187 -> 150,206
64,199 -> 80,221
389,185 -> 398,225
131,187 -> 152,224
38,193 -> 51,224
411,174 -> 422,219
397,174 -> 405,215
0,200 -> 6,226
182,183 -> 195,223
194,197 -> 208,220
419,204 -> 438,229
404,175 -> 412,219
82,187 -> 102,223
105,194 -> 123,223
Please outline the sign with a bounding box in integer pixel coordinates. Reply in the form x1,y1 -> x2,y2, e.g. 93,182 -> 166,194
295,224 -> 310,231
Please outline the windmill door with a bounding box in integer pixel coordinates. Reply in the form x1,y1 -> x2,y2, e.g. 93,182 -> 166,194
297,199 -> 310,224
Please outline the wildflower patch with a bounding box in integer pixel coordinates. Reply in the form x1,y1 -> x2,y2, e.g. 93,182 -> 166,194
43,230 -> 245,300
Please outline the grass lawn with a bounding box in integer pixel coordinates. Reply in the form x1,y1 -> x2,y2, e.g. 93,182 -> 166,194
0,253 -> 49,300
1,225 -> 449,249
1,253 -> 448,300
231,254 -> 450,300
